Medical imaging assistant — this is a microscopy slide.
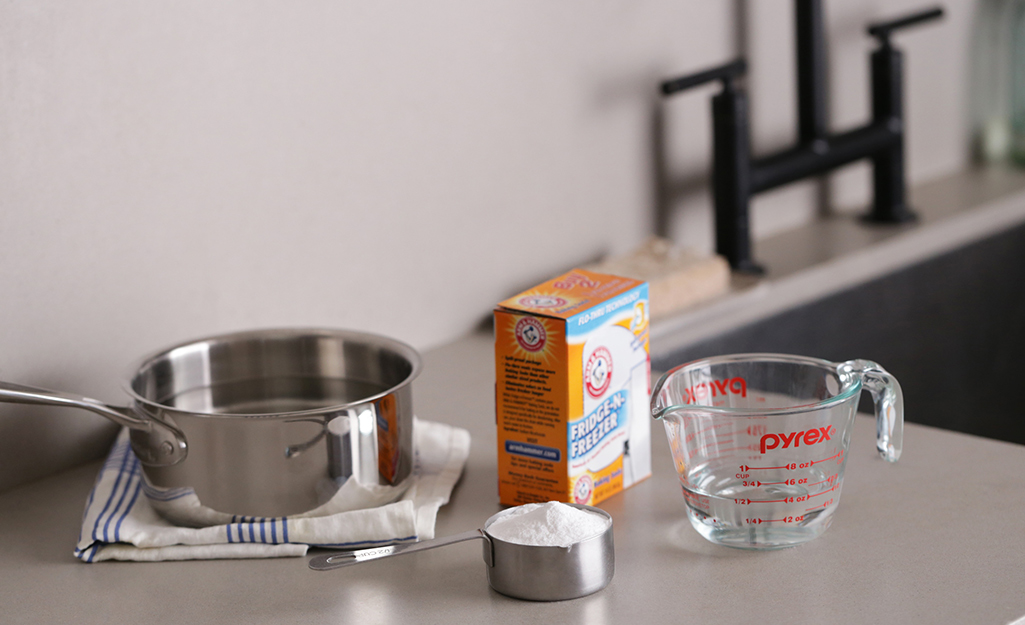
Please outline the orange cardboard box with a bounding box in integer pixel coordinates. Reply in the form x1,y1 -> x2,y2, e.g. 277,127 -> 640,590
494,269 -> 651,506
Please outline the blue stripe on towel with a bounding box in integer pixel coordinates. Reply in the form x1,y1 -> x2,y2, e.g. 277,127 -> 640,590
81,433 -> 390,560
139,479 -> 195,503
77,470 -> 101,547
101,441 -> 130,472
310,535 -> 418,548
114,478 -> 143,543
144,488 -> 194,502
103,456 -> 140,542
92,442 -> 134,542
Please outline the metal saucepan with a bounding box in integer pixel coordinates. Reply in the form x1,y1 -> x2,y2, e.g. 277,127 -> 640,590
0,328 -> 421,524
308,504 -> 615,601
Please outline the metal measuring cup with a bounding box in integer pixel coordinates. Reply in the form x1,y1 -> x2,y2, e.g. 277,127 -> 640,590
308,504 -> 614,601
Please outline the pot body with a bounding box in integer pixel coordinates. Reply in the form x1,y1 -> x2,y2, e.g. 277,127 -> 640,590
126,328 -> 419,523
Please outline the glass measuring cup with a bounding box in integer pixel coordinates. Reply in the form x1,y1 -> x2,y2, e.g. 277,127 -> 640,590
651,354 -> 902,549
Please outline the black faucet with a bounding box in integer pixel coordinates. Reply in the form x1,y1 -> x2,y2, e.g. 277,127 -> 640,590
661,1 -> 944,273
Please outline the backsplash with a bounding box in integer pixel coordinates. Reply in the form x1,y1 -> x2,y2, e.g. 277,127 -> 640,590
0,0 -> 974,490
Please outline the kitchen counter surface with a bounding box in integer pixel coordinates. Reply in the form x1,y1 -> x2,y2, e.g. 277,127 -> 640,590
1,331 -> 1023,624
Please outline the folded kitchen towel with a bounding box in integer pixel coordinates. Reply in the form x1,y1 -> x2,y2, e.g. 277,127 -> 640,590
74,418 -> 470,562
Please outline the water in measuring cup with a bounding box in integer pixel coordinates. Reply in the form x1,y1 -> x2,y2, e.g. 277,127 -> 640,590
679,456 -> 844,549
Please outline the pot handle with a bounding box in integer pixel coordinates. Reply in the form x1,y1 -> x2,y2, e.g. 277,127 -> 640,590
0,381 -> 187,466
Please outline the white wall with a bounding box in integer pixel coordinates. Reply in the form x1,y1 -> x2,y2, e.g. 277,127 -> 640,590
0,0 -> 972,489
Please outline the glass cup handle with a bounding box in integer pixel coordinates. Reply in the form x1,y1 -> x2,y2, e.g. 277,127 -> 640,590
837,360 -> 904,462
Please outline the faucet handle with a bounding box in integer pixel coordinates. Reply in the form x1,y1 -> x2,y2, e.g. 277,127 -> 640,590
866,6 -> 944,43
661,59 -> 746,97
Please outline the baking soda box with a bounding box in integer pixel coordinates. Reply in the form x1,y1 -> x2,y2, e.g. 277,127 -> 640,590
494,269 -> 651,506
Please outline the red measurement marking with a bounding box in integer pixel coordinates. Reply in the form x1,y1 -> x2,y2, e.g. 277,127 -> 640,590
808,475 -> 838,487
738,464 -> 790,471
696,438 -> 734,452
811,450 -> 844,465
806,498 -> 835,512
700,445 -> 751,455
804,484 -> 840,499
735,497 -> 796,504
745,424 -> 768,437
691,422 -> 731,436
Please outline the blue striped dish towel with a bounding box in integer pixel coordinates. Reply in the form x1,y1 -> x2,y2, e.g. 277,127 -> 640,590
75,418 -> 470,562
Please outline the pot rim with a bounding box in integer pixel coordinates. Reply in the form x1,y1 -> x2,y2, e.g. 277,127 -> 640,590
121,327 -> 422,419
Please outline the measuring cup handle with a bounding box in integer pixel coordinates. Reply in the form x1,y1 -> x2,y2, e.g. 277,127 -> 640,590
308,529 -> 488,571
837,360 -> 903,462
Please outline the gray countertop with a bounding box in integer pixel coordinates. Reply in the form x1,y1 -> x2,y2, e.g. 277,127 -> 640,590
1,331 -> 1023,624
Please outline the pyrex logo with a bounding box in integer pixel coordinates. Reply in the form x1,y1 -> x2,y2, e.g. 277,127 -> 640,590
760,426 -> 835,454
682,377 -> 746,404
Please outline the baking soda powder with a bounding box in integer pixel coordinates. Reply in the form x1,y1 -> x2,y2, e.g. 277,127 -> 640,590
486,502 -> 610,547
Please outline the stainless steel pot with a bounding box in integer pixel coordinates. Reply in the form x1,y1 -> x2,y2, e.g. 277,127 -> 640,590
0,328 -> 421,523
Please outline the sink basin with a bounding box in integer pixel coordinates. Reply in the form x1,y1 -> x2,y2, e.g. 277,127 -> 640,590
651,222 -> 1025,445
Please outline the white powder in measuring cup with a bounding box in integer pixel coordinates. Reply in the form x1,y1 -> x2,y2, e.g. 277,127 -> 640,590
486,501 -> 610,547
